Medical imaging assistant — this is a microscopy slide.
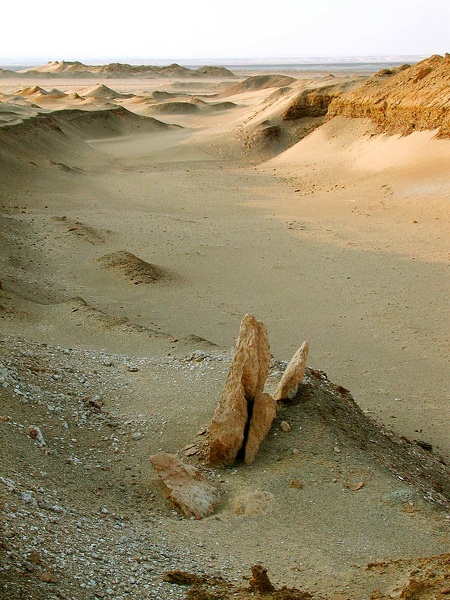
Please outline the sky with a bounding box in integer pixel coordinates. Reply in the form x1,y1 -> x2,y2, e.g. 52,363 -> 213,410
1,0 -> 449,63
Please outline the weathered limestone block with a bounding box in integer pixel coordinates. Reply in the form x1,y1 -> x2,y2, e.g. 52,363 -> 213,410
274,341 -> 309,402
209,314 -> 271,466
244,391 -> 277,464
150,452 -> 220,519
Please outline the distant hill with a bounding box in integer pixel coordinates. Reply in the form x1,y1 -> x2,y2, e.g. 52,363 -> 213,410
16,60 -> 237,79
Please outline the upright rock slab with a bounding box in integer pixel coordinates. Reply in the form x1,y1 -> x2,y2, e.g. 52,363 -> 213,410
274,341 -> 309,402
150,452 -> 220,519
245,391 -> 277,464
209,314 -> 274,466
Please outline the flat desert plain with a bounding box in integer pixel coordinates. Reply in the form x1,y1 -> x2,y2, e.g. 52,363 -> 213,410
0,57 -> 449,599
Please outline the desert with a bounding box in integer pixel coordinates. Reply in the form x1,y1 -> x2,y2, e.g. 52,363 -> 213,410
1,54 -> 449,599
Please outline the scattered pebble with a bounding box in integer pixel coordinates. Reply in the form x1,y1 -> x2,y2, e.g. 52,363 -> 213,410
280,421 -> 292,432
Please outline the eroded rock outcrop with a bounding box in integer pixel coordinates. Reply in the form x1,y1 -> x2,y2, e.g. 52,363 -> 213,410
327,54 -> 450,138
274,341 -> 309,402
150,452 -> 220,519
209,314 -> 274,466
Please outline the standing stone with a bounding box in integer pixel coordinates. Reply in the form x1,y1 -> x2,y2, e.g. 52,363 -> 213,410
274,341 -> 309,402
150,452 -> 220,519
209,315 -> 271,466
245,392 -> 276,464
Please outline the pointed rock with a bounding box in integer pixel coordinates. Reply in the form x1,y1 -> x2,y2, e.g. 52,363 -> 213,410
274,341 -> 309,402
209,315 -> 270,466
245,392 -> 276,464
150,452 -> 220,519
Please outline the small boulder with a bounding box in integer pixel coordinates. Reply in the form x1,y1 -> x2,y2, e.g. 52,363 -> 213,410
25,425 -> 46,447
150,452 -> 220,519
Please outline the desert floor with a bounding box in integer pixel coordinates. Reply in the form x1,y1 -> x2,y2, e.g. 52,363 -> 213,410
1,69 -> 449,599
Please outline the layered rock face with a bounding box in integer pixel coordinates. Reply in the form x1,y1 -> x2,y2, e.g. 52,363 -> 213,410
283,85 -> 344,120
327,54 -> 450,138
282,79 -> 364,121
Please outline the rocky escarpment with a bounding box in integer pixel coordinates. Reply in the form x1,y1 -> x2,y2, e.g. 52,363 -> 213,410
239,77 -> 363,158
327,54 -> 450,137
282,80 -> 363,121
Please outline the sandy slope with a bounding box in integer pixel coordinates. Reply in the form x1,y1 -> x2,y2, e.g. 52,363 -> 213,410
1,65 -> 449,599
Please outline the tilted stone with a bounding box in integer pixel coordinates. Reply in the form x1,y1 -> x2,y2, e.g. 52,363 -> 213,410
209,314 -> 271,466
150,452 -> 220,519
244,391 -> 277,464
208,371 -> 248,466
274,341 -> 309,402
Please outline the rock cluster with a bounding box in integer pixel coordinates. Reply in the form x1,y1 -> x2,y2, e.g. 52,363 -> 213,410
148,315 -> 309,517
209,314 -> 309,466
208,315 -> 276,466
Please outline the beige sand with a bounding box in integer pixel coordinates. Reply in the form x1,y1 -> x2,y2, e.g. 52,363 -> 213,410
1,65 -> 449,598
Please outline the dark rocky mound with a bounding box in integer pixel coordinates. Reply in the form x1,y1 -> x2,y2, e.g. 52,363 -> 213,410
152,90 -> 188,100
97,251 -> 172,284
164,564 -> 320,599
151,101 -> 201,114
196,65 -> 236,78
158,63 -> 196,78
209,101 -> 237,111
285,368 -> 450,505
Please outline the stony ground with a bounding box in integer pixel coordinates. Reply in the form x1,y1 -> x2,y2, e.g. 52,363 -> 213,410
1,334 -> 449,599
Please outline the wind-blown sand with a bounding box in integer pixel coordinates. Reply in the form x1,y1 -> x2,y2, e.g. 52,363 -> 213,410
1,56 -> 449,599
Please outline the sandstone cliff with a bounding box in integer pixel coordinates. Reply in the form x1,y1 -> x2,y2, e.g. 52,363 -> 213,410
327,54 -> 450,138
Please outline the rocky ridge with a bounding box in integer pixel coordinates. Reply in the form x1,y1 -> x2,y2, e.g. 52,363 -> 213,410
327,54 -> 450,137
5,61 -> 237,79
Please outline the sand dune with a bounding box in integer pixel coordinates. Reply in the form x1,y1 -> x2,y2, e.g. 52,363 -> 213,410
150,98 -> 238,116
1,56 -> 449,599
0,105 -> 175,145
82,83 -> 133,99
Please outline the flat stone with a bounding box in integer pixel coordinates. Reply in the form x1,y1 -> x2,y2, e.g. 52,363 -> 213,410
150,452 -> 220,519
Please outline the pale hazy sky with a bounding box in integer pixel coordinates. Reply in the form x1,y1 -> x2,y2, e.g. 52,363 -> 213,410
2,0 -> 449,62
